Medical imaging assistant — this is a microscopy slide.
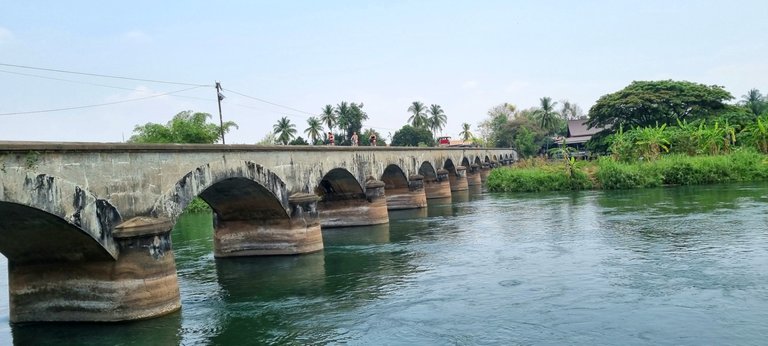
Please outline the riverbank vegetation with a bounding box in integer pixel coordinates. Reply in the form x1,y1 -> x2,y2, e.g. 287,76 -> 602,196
487,82 -> 768,192
488,149 -> 768,192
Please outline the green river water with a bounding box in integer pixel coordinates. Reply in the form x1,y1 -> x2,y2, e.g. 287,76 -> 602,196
1,184 -> 767,345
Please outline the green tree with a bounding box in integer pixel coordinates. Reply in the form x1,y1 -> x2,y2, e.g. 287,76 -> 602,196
304,117 -> 324,145
740,88 -> 767,116
534,97 -> 560,135
407,101 -> 429,129
427,104 -> 447,137
513,126 -> 539,157
459,122 -> 473,141
289,136 -> 309,145
129,110 -> 238,144
391,125 -> 434,146
478,103 -> 516,146
587,80 -> 734,130
320,104 -> 336,132
273,116 -> 297,145
336,101 -> 368,145
361,128 -> 385,146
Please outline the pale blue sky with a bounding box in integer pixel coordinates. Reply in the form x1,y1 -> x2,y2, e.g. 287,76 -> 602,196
1,1 -> 766,143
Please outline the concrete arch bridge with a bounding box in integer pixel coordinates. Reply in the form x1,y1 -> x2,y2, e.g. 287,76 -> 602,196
0,142 -> 516,323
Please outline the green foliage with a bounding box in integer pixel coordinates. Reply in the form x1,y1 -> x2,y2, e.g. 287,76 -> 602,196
740,88 -> 768,116
335,101 -> 368,144
534,96 -> 561,135
304,117 -> 324,144
407,101 -> 429,129
289,136 -> 308,145
513,126 -> 539,157
741,114 -> 768,153
320,105 -> 336,132
487,163 -> 592,192
490,150 -> 768,192
427,104 -> 447,137
183,197 -> 211,213
587,80 -> 733,131
633,122 -> 670,160
361,128 -> 385,146
391,125 -> 434,147
25,151 -> 40,169
273,116 -> 297,145
459,123 -> 473,141
130,110 -> 238,144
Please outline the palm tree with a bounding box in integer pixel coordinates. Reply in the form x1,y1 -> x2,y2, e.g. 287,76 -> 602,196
427,104 -> 447,137
741,89 -> 767,116
304,117 -> 323,145
459,122 -> 473,141
272,116 -> 297,145
407,101 -> 428,129
535,97 -> 560,134
320,104 -> 336,132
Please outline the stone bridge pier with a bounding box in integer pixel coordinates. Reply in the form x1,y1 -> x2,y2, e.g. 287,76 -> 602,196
0,142 -> 517,323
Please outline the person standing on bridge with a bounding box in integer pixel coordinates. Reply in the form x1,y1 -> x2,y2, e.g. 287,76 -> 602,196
328,132 -> 335,146
351,131 -> 359,146
369,134 -> 376,146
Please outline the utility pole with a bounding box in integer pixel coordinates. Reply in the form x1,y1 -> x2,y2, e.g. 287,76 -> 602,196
215,81 -> 226,144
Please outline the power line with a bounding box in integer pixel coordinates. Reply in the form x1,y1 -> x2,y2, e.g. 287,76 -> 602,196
0,86 -> 204,116
0,68 -> 216,102
0,62 -> 211,87
224,88 -> 317,116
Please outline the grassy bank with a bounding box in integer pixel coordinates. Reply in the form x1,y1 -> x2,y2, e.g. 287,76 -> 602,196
487,149 -> 768,192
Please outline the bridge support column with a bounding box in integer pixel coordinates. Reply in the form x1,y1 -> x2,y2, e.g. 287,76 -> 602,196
319,179 -> 389,227
467,164 -> 482,187
479,163 -> 491,184
214,193 -> 323,257
386,174 -> 427,210
9,217 -> 180,323
424,169 -> 452,199
449,166 -> 469,192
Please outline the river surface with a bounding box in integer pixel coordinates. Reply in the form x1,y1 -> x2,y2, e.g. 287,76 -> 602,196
1,184 -> 768,345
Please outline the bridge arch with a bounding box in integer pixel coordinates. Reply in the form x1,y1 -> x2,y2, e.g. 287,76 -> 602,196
316,168 -> 365,201
153,160 -> 290,221
381,164 -> 409,191
0,172 -> 120,262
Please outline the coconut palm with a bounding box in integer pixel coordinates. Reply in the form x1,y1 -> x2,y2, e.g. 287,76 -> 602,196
535,97 -> 560,134
740,89 -> 767,116
407,101 -> 428,129
459,123 -> 473,141
320,104 -> 336,132
304,117 -> 323,145
273,116 -> 297,145
427,104 -> 447,137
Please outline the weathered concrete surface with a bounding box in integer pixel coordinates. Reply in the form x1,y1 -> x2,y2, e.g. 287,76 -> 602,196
424,169 -> 452,199
0,142 -> 516,322
318,180 -> 389,227
467,164 -> 482,187
448,166 -> 469,192
383,174 -> 427,210
10,219 -> 179,322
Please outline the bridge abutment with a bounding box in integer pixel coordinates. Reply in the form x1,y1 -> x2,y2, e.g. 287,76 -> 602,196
467,164 -> 482,187
214,193 -> 323,257
319,179 -> 389,227
424,169 -> 452,199
449,166 -> 469,192
385,174 -> 427,210
9,217 -> 180,323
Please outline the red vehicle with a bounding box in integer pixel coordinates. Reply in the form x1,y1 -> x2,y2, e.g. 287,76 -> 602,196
438,136 -> 451,146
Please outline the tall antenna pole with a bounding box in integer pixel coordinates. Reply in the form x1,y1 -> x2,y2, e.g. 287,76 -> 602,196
215,81 -> 225,144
